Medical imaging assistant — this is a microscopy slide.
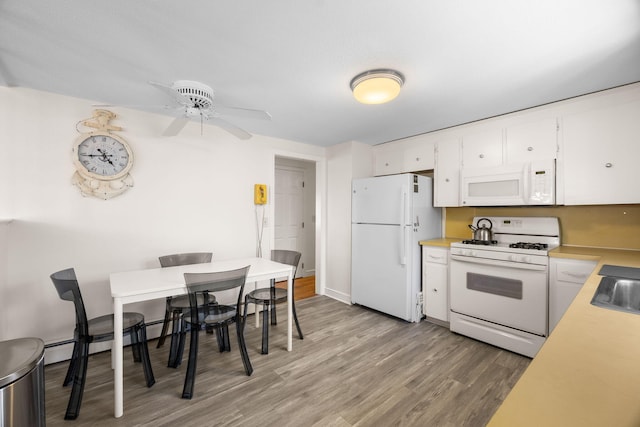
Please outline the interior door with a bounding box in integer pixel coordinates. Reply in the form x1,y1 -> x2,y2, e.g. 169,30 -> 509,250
274,167 -> 304,276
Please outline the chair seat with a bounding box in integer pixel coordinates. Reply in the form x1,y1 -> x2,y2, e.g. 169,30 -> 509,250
247,287 -> 287,304
85,312 -> 145,342
168,293 -> 216,310
184,304 -> 237,326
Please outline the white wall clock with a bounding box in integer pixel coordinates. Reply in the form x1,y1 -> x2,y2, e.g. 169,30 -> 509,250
71,110 -> 134,199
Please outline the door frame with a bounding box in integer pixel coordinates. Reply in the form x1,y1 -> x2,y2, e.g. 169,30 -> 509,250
271,151 -> 326,297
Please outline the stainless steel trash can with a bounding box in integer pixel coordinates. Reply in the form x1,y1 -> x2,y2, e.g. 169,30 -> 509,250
0,338 -> 45,427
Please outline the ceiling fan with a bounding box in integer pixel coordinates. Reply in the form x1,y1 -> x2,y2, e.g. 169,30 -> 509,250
148,80 -> 271,139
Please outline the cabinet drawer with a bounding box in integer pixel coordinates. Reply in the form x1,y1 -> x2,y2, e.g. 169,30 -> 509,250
424,247 -> 448,265
554,261 -> 597,283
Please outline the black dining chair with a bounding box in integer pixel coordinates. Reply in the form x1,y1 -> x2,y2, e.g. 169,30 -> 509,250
243,250 -> 303,354
157,252 -> 214,368
179,266 -> 253,399
50,268 -> 155,420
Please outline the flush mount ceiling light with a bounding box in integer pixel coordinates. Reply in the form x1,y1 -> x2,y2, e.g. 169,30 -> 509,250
350,69 -> 404,104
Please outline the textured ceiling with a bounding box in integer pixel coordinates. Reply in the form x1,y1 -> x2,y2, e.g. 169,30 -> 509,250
1,0 -> 639,146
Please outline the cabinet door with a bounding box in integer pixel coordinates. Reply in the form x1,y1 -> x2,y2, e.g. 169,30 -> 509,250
505,118 -> 558,163
422,247 -> 449,322
562,100 -> 640,205
434,138 -> 461,207
373,149 -> 404,176
403,138 -> 435,172
549,258 -> 597,333
461,128 -> 503,168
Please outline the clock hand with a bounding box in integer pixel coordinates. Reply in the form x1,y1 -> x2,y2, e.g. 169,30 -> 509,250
95,148 -> 116,165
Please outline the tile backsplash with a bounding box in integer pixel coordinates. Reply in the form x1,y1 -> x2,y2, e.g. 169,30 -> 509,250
445,205 -> 640,250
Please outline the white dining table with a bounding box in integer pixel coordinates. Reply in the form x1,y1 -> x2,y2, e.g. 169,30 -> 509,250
109,257 -> 294,418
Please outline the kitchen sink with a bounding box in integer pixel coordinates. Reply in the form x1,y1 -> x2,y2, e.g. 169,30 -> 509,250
591,275 -> 640,314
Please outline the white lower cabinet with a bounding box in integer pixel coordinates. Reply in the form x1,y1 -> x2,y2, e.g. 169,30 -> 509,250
422,246 -> 449,323
549,257 -> 597,333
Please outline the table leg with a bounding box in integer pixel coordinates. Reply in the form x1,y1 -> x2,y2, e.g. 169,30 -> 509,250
287,269 -> 293,351
113,298 -> 124,418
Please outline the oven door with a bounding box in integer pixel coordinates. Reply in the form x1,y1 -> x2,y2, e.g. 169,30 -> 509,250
450,256 -> 548,336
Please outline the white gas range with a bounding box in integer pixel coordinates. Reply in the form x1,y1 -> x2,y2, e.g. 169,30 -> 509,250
449,217 -> 560,358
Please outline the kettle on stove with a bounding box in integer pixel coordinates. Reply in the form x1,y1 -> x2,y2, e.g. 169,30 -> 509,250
468,218 -> 494,242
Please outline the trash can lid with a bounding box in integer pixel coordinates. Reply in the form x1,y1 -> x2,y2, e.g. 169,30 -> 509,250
0,338 -> 45,388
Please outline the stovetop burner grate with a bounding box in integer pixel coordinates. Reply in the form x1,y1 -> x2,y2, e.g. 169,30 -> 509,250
508,242 -> 549,250
461,239 -> 498,245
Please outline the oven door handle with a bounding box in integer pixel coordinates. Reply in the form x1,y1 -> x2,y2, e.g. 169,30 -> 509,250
451,255 -> 547,271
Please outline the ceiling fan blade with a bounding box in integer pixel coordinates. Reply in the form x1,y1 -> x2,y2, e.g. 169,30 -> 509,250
215,106 -> 272,121
162,116 -> 190,136
149,81 -> 192,106
209,117 -> 252,140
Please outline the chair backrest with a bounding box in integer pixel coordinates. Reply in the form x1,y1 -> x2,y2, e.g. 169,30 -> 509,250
183,266 -> 250,313
271,250 -> 302,277
159,252 -> 213,268
50,268 -> 89,338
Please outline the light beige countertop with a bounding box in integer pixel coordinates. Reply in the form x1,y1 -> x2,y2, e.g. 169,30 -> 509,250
419,238 -> 460,247
489,246 -> 640,427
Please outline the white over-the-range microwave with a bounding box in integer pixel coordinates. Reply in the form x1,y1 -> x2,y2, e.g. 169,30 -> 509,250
460,159 -> 555,206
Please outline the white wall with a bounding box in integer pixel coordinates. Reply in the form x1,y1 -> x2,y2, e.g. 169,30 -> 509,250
0,87 -> 326,362
325,141 -> 372,303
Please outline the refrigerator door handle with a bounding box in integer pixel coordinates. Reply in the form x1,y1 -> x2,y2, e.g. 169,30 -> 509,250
400,190 -> 407,265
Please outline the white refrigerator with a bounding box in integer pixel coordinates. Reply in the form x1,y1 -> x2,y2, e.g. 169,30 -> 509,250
351,174 -> 442,322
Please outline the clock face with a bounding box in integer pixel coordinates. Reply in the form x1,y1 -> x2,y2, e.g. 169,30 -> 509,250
74,133 -> 132,179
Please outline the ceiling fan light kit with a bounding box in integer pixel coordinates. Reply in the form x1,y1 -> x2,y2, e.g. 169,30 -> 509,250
350,69 -> 404,104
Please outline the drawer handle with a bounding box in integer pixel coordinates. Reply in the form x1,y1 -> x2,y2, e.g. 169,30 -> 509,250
562,271 -> 588,279
605,162 -> 613,168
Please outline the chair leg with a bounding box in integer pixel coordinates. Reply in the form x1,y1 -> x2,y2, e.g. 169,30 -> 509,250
64,340 -> 89,420
222,324 -> 231,352
63,341 -> 79,387
270,279 -> 278,325
130,328 -> 141,362
167,310 -> 184,368
242,295 -> 250,334
136,324 -> 156,388
292,300 -> 304,340
156,301 -> 172,348
235,318 -> 253,376
181,326 -> 200,399
261,301 -> 270,354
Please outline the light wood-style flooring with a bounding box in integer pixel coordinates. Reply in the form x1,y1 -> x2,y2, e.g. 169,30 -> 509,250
276,275 -> 316,300
44,295 -> 530,426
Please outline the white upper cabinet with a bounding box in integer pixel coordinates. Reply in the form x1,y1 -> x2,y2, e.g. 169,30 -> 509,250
561,99 -> 640,205
403,135 -> 435,172
462,127 -> 503,168
373,134 -> 435,176
373,145 -> 405,176
461,127 -> 503,168
434,137 -> 461,207
505,118 -> 558,163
